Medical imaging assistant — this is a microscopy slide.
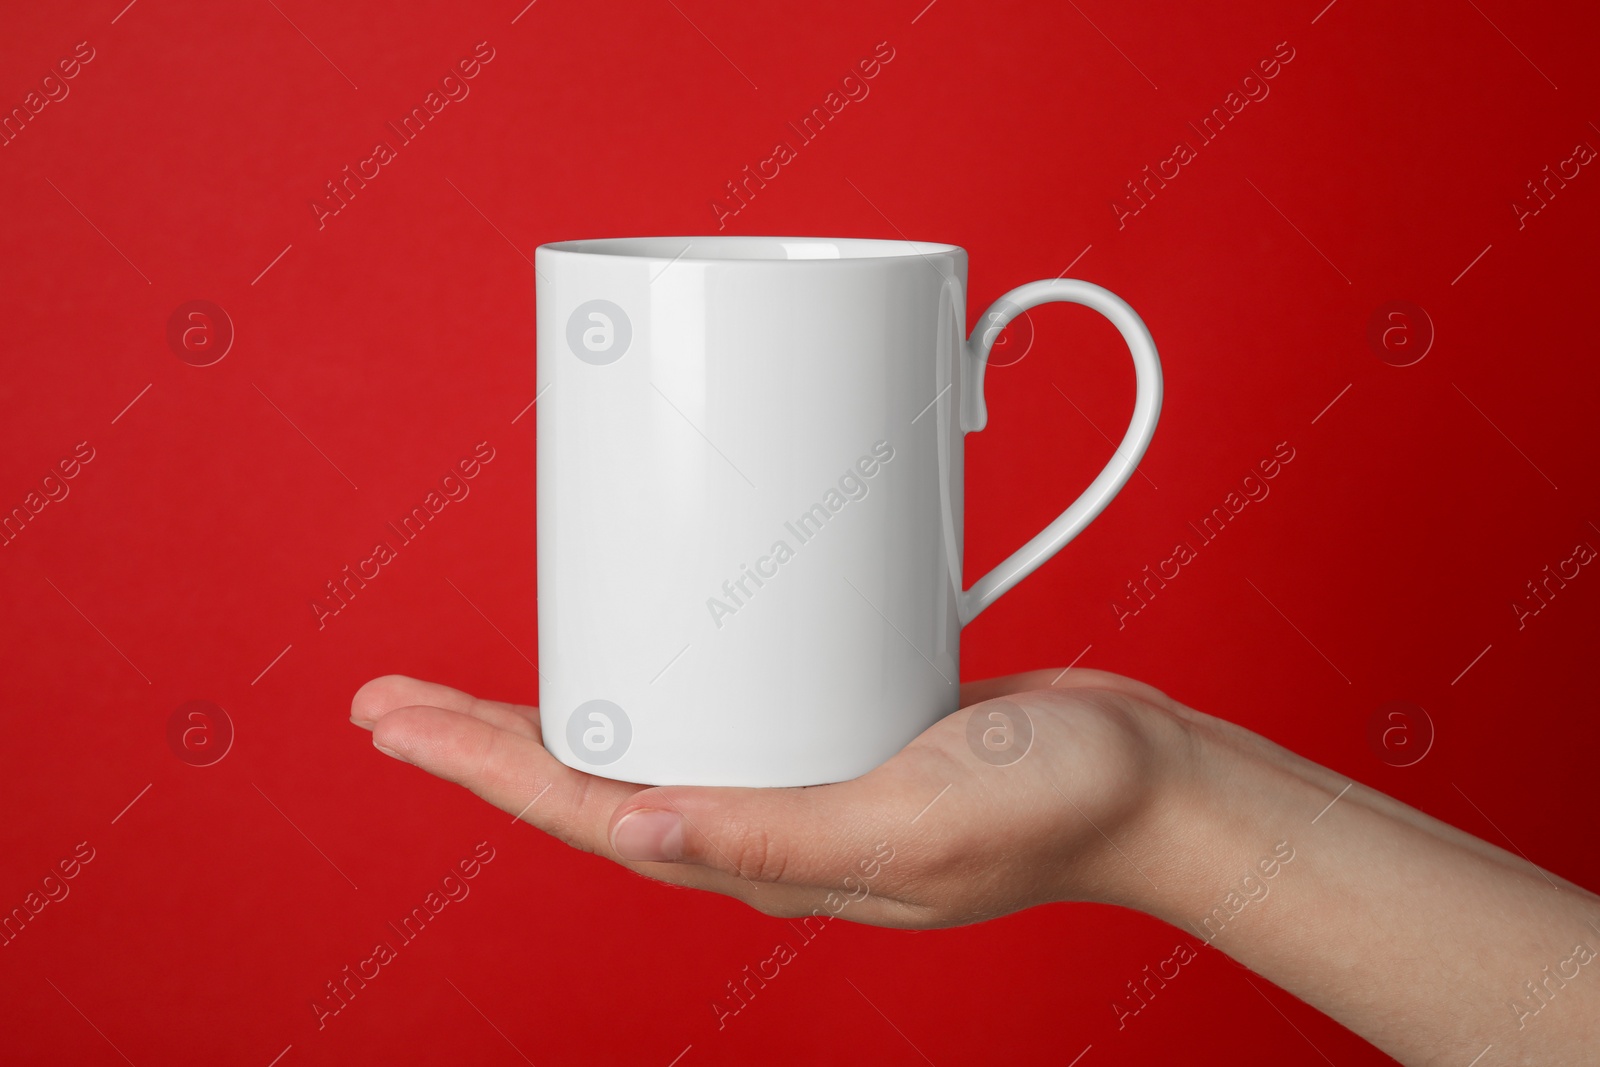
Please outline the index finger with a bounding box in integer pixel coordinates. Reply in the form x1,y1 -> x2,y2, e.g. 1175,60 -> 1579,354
370,699 -> 646,855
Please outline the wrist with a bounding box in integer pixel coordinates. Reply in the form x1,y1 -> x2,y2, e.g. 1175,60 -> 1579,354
1092,701 -> 1321,929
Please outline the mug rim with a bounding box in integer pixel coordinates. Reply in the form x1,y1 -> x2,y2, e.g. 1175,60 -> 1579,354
538,235 -> 963,263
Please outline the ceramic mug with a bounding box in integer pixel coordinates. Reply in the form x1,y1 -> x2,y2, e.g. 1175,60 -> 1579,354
535,236 -> 1161,787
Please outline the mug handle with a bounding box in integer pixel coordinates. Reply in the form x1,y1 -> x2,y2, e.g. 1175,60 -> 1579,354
957,278 -> 1163,625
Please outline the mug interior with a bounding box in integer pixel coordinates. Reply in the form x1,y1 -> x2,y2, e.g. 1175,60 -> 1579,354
540,236 -> 960,262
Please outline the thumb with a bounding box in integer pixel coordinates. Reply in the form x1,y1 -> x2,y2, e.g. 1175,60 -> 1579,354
607,783 -> 870,887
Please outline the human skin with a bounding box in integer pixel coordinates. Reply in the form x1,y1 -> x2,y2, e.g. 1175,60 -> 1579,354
351,668 -> 1600,1064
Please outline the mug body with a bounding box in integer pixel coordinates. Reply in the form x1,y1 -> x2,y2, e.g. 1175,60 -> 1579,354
536,237 -> 967,787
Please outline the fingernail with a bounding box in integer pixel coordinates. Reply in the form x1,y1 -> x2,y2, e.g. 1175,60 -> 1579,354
611,810 -> 685,862
374,741 -> 408,763
350,715 -> 373,732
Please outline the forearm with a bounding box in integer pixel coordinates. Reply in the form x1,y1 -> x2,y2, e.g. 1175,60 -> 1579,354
1122,709 -> 1600,1065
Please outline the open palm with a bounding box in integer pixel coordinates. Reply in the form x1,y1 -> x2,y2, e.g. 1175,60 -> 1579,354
351,667 -> 1189,928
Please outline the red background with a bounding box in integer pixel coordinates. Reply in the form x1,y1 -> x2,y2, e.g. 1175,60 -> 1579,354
2,0 -> 1597,1063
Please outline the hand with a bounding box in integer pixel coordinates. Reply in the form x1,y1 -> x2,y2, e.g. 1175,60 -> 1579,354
349,668 -> 1196,928
353,669 -> 1600,1064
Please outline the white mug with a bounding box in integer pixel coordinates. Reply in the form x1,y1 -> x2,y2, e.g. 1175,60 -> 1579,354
535,237 -> 1160,787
